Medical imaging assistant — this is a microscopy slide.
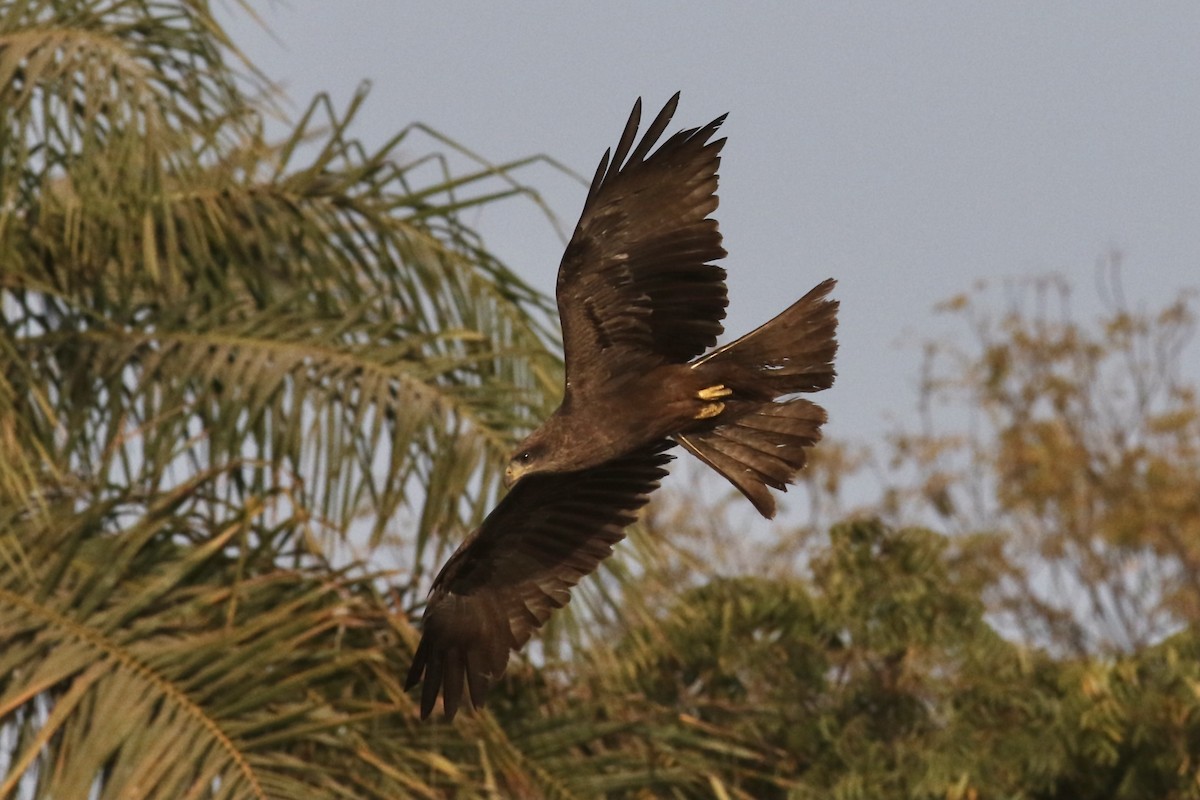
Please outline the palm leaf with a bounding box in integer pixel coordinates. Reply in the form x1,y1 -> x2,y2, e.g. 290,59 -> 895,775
1,1 -> 578,796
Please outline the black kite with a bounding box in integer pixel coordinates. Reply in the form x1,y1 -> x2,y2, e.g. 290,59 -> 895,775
406,94 -> 838,719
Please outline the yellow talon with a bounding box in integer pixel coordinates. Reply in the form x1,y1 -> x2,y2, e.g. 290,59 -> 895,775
695,401 -> 725,420
697,384 -> 733,401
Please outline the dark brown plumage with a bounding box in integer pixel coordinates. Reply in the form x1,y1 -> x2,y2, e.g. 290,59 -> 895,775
407,93 -> 838,720
506,92 -> 838,518
405,442 -> 673,719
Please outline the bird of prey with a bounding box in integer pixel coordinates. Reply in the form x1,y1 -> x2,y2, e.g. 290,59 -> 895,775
406,441 -> 673,719
504,92 -> 838,519
406,93 -> 838,719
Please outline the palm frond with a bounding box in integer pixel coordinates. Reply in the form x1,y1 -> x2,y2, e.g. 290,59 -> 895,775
1,0 -> 561,567
0,476 -> 418,799
1,1 -> 576,796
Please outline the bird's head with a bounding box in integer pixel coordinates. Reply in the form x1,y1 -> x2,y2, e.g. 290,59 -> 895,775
504,440 -> 547,488
505,415 -> 613,487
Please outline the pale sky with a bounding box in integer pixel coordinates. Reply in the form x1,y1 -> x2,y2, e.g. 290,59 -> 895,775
217,3 -> 1200,517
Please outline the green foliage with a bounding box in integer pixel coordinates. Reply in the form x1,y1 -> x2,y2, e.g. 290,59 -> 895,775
1045,632 -> 1200,800
0,493 -> 412,799
609,521 -> 1027,798
600,521 -> 1200,799
0,0 -> 558,564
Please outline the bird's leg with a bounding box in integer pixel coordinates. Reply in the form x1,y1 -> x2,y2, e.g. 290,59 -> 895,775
697,384 -> 733,400
694,384 -> 731,419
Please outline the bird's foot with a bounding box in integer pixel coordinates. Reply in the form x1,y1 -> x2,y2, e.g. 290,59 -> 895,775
695,401 -> 725,420
697,384 -> 733,401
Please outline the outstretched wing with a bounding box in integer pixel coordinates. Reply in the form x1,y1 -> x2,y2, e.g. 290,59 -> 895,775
405,441 -> 674,719
557,93 -> 729,399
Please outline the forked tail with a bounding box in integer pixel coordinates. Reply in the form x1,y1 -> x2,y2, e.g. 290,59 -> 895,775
679,278 -> 838,518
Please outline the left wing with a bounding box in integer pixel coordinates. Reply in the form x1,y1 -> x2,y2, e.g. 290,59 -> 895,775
405,441 -> 674,719
556,93 -> 729,399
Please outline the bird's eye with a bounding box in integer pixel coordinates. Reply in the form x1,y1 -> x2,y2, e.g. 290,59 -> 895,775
518,451 -> 533,463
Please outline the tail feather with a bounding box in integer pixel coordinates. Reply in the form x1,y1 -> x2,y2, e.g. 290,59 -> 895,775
696,277 -> 838,396
678,399 -> 827,518
682,279 -> 838,518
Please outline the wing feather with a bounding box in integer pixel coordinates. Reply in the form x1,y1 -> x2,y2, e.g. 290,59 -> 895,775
557,94 -> 729,396
405,441 -> 674,719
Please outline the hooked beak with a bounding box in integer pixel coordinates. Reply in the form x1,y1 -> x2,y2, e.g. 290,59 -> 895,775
505,460 -> 534,489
